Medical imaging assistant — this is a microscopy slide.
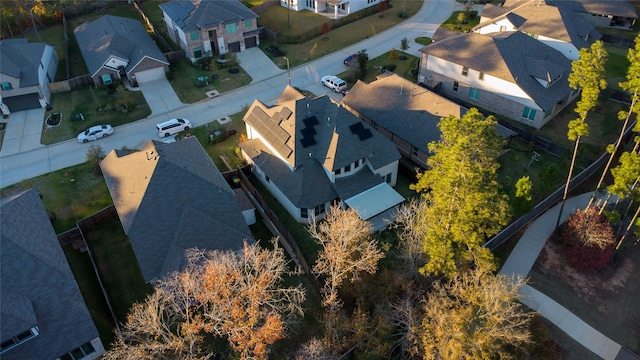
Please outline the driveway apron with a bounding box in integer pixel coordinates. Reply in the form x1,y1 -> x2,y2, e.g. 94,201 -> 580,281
137,78 -> 185,117
236,48 -> 285,84
1,108 -> 45,157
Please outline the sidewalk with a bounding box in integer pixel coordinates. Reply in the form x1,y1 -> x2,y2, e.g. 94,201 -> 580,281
499,193 -> 636,360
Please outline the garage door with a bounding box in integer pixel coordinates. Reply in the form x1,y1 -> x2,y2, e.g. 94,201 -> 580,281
245,36 -> 257,49
228,42 -> 241,53
3,93 -> 41,112
134,67 -> 166,83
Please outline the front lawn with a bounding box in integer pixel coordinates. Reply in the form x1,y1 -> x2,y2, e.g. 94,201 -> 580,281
41,84 -> 151,145
439,10 -> 481,32
338,50 -> 419,86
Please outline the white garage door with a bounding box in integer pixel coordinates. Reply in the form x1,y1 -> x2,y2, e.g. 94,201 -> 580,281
135,68 -> 166,83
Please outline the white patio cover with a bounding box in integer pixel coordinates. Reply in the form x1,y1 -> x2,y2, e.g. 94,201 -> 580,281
344,182 -> 405,221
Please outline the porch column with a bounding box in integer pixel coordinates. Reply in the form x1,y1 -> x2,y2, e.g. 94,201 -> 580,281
334,5 -> 338,19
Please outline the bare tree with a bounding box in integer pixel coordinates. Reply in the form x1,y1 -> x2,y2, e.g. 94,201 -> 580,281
310,205 -> 384,350
420,268 -> 533,360
105,241 -> 306,360
391,198 -> 430,280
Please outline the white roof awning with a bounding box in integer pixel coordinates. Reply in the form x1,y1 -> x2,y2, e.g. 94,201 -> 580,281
344,182 -> 405,221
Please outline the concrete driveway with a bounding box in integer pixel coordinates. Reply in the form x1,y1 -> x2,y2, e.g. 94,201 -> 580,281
236,48 -> 285,84
136,78 -> 185,117
0,108 -> 45,157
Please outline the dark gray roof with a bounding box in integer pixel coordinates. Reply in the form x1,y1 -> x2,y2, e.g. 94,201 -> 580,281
480,3 -> 509,19
420,31 -> 572,112
343,74 -> 466,154
554,0 -> 638,19
479,0 -> 601,50
100,137 -> 253,282
160,0 -> 258,32
0,39 -> 51,87
240,86 -> 402,209
74,15 -> 168,78
0,188 -> 100,359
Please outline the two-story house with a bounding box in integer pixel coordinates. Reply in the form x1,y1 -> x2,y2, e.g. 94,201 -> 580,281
160,0 -> 259,62
475,0 -> 601,60
239,86 -> 404,232
281,0 -> 384,20
74,15 -> 169,86
1,188 -> 105,360
0,39 -> 58,113
418,31 -> 577,129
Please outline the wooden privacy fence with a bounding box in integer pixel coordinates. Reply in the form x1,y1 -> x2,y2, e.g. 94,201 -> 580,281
484,121 -> 638,250
49,75 -> 93,93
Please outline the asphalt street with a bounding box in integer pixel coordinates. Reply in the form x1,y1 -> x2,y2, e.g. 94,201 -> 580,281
0,0 -> 459,188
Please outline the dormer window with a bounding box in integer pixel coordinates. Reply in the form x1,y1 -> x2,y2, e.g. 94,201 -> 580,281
461,67 -> 469,77
1,81 -> 12,91
0,326 -> 39,354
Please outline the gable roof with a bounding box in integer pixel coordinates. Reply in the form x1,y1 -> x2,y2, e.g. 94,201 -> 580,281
100,137 -> 253,282
476,0 -> 600,50
160,0 -> 258,32
343,73 -> 466,154
240,86 -> 401,209
555,0 -> 638,19
74,15 -> 168,78
420,31 -> 572,112
0,39 -> 51,87
0,188 -> 101,359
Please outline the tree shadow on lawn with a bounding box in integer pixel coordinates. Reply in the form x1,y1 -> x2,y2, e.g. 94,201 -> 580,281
529,236 -> 640,353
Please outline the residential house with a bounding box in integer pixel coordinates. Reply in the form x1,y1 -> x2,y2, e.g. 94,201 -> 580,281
514,0 -> 638,30
343,73 -> 516,169
239,86 -> 404,231
160,0 -> 259,61
281,0 -> 384,20
0,188 -> 105,360
0,38 -> 58,113
100,137 -> 254,283
418,31 -> 577,129
475,0 -> 601,60
74,15 -> 169,86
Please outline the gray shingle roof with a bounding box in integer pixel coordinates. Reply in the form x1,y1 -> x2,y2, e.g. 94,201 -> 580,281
554,0 -> 638,19
478,0 -> 601,50
0,39 -> 50,87
160,0 -> 258,32
100,137 -> 253,282
240,86 -> 401,209
73,15 -> 168,78
343,73 -> 466,154
420,31 -> 572,112
1,188 -> 100,359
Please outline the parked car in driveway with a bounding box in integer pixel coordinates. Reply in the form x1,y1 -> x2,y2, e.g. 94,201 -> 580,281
321,75 -> 347,93
77,125 -> 113,143
156,118 -> 192,137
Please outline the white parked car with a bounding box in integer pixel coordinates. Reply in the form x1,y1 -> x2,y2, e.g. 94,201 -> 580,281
321,75 -> 347,93
156,118 -> 191,137
77,125 -> 113,143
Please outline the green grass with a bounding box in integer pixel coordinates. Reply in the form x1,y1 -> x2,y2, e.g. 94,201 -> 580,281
415,36 -> 432,46
83,218 -> 153,323
439,11 -> 481,33
604,44 -> 632,90
168,60 -> 252,104
138,0 -> 181,52
41,84 -> 151,145
258,0 -> 423,67
338,51 -> 419,87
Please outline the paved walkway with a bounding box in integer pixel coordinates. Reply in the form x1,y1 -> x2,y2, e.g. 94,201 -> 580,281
236,47 -> 285,84
500,193 -> 637,360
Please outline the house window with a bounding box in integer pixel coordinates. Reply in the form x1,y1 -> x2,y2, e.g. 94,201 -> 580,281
58,340 -> 96,360
335,168 -> 341,175
461,66 -> 469,76
244,19 -> 252,29
522,107 -> 537,121
193,46 -> 202,58
102,74 -> 112,85
208,30 -> 215,38
314,204 -> 326,216
265,174 -> 270,183
469,87 -> 480,100
0,326 -> 39,354
344,164 -> 351,172
499,25 -> 506,32
1,81 -> 12,91
301,208 -> 308,219
354,160 -> 359,169
478,72 -> 484,81
453,81 -> 459,92
306,0 -> 315,8
225,23 -> 237,34
385,173 -> 392,183
190,32 -> 199,41
412,146 -> 419,157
